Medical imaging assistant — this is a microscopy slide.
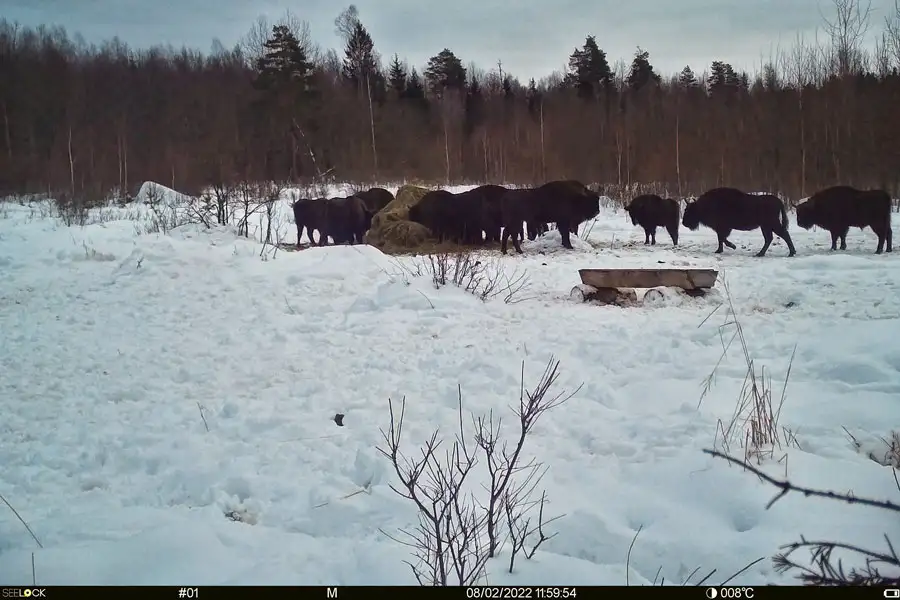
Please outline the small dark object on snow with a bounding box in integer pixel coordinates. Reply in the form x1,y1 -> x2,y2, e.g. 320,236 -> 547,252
333,413 -> 345,427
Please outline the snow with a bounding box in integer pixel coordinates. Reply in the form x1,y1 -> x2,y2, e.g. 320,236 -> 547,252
1,183 -> 899,586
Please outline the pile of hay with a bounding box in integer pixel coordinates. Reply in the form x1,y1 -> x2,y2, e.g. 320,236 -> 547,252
364,184 -> 434,251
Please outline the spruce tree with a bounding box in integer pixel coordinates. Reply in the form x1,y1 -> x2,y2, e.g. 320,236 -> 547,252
464,75 -> 483,135
526,78 -> 541,114
678,65 -> 698,89
387,54 -> 407,96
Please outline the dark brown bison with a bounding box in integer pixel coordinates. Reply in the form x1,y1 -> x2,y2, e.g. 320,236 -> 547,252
624,194 -> 680,245
354,187 -> 395,231
795,186 -> 893,254
451,187 -> 489,244
322,195 -> 368,245
500,180 -> 600,254
470,184 -> 509,243
408,190 -> 457,242
292,198 -> 329,247
682,188 -> 795,257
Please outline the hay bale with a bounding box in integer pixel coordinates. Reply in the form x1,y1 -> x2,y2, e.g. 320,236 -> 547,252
366,185 -> 434,251
373,185 -> 430,225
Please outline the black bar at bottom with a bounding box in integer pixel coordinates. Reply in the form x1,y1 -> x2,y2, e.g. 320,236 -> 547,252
0,585 -> 894,599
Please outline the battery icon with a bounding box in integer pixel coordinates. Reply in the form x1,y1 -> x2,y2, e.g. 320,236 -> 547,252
884,589 -> 899,598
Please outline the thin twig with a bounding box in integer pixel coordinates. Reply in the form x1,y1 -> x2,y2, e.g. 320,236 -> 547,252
0,492 -> 42,548
705,449 -> 900,512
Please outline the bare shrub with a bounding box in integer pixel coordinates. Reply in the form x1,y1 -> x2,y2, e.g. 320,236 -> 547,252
257,181 -> 285,259
395,251 -> 530,303
377,357 -> 574,585
706,449 -> 900,585
699,282 -> 799,464
54,191 -> 89,227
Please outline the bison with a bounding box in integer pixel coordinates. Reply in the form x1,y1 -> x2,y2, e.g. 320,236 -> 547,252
292,197 -> 329,247
322,195 -> 368,245
682,188 -> 795,257
795,186 -> 893,254
624,194 -> 679,246
354,187 -> 395,231
470,184 -> 509,243
408,190 -> 457,242
500,180 -> 600,254
408,186 -> 504,245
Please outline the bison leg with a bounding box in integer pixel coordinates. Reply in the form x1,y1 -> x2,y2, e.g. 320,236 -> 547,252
836,227 -> 850,251
642,227 -> 651,244
756,228 -> 774,257
715,229 -> 733,253
296,223 -> 304,248
666,224 -> 678,246
559,223 -> 574,249
829,229 -> 840,251
886,226 -> 893,253
873,223 -> 892,254
771,222 -> 796,256
649,226 -> 658,245
501,227 -> 512,254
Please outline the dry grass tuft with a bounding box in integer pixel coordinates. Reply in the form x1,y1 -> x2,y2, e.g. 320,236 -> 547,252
700,281 -> 799,465
845,428 -> 900,469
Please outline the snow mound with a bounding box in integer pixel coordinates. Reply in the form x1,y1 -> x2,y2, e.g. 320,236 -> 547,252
522,229 -> 593,254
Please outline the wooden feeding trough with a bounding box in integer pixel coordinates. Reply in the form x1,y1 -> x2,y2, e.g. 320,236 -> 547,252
571,268 -> 719,307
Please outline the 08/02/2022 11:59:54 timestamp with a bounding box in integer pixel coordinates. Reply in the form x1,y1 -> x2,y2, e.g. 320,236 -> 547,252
465,587 -> 577,599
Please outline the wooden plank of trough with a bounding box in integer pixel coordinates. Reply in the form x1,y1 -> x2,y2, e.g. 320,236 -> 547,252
578,268 -> 718,290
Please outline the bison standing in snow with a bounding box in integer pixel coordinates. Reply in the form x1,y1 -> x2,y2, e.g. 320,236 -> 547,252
624,194 -> 680,246
682,187 -> 795,257
323,195 -> 368,245
354,187 -> 395,231
795,185 -> 893,254
500,180 -> 600,254
292,197 -> 329,247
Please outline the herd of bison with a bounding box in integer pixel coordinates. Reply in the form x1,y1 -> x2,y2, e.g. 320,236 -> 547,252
291,180 -> 894,257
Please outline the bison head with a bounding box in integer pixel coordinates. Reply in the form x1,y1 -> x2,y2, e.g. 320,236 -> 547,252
795,200 -> 814,229
681,201 -> 702,231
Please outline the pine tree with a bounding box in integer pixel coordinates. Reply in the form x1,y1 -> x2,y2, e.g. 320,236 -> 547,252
626,47 -> 660,93
342,21 -> 378,90
424,48 -> 467,96
566,35 -> 612,100
254,25 -> 314,93
387,54 -> 407,96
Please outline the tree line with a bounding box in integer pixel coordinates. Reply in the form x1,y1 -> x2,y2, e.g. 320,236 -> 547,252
1,0 -> 900,202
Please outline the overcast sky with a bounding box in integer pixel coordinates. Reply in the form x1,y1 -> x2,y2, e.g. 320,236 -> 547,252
1,0 -> 894,81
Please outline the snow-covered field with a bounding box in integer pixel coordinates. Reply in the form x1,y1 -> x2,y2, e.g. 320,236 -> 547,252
1,183 -> 899,586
